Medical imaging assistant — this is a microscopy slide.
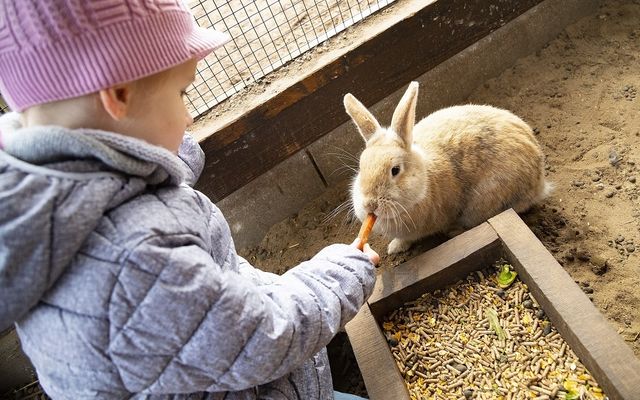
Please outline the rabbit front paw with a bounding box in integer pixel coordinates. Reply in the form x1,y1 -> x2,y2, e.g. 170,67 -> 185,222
387,238 -> 412,254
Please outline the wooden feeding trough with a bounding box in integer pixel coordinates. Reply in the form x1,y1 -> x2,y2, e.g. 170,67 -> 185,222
345,209 -> 640,400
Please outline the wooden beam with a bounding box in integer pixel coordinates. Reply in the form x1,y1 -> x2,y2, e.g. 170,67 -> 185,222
345,303 -> 410,400
196,0 -> 544,201
347,222 -> 500,399
488,209 -> 640,400
349,209 -> 640,399
368,222 -> 502,319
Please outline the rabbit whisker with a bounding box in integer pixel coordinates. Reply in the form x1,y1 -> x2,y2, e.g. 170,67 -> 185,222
325,150 -> 360,167
331,165 -> 359,176
323,200 -> 351,225
394,200 -> 417,232
393,192 -> 419,229
324,147 -> 361,178
387,200 -> 406,235
342,206 -> 358,234
378,199 -> 392,236
325,151 -> 360,164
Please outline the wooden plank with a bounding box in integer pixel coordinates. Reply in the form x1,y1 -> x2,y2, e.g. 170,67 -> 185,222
488,209 -> 640,400
368,222 -> 502,319
349,208 -> 640,399
345,303 -> 410,400
196,0 -> 544,201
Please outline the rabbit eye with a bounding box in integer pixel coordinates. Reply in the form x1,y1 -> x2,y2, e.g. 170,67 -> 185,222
391,166 -> 401,177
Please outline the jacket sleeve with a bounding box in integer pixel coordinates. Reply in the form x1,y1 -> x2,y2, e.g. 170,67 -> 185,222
236,256 -> 279,286
177,133 -> 204,186
107,234 -> 376,394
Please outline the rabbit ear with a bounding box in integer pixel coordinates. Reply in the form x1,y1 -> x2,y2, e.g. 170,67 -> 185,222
390,82 -> 419,146
344,93 -> 381,142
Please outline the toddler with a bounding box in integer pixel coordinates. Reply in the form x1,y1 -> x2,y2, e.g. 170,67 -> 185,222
0,1 -> 378,399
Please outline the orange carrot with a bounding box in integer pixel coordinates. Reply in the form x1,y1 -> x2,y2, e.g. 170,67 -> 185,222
356,213 -> 377,251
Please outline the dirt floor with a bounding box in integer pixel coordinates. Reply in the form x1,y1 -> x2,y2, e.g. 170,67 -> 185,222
238,0 -> 640,395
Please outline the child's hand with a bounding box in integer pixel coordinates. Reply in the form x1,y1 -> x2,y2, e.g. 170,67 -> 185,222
352,239 -> 380,266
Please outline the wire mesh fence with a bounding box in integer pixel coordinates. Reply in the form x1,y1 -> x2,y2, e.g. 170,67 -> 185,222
0,96 -> 8,114
0,0 -> 395,118
185,0 -> 396,118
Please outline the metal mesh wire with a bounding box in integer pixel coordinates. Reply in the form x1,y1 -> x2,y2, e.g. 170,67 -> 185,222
0,0 -> 394,117
0,97 -> 8,114
185,0 -> 395,118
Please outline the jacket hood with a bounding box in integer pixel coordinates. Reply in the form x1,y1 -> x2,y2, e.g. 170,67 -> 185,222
0,113 -> 201,330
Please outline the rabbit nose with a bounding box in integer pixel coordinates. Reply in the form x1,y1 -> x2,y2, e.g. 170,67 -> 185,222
364,199 -> 378,213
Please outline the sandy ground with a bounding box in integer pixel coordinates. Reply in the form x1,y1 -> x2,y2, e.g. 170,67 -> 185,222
239,0 -> 640,394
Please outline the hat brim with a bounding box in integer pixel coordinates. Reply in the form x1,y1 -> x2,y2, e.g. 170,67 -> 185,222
188,26 -> 231,60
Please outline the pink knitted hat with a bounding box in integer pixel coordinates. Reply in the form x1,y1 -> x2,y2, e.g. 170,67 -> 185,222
0,0 -> 230,111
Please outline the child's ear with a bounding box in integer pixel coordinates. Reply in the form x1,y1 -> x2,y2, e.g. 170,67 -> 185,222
98,84 -> 132,120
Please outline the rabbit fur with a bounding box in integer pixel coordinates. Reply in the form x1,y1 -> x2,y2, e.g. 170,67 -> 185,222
344,81 -> 550,254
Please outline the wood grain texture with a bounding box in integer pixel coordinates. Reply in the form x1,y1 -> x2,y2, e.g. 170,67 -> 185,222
350,209 -> 640,399
368,222 -> 502,319
488,209 -> 640,400
196,0 -> 544,201
345,303 -> 410,400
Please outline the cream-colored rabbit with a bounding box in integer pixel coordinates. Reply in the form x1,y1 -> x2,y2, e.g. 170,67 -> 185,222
345,82 -> 551,254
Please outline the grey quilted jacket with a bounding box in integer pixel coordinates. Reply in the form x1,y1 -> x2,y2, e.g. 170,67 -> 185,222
0,113 -> 376,399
